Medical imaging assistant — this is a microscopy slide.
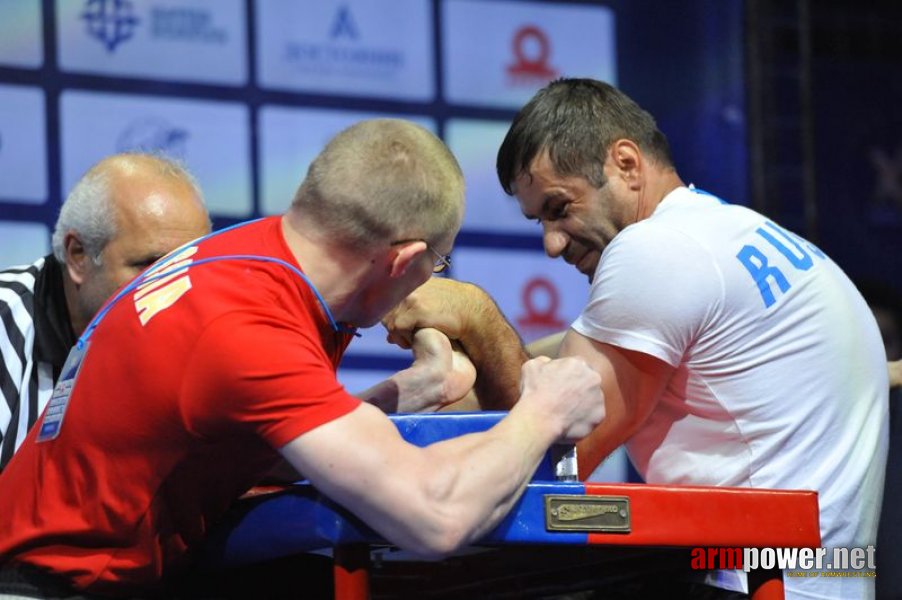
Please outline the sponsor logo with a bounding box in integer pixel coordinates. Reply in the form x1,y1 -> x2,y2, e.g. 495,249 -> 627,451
81,0 -> 140,53
506,25 -> 558,86
149,6 -> 227,44
690,546 -> 877,577
516,276 -> 565,334
282,5 -> 404,79
330,5 -> 359,40
116,116 -> 190,160
81,0 -> 227,52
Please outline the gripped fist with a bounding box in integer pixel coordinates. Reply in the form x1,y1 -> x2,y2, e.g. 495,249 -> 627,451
382,278 -> 489,349
410,328 -> 477,410
520,356 -> 605,443
394,328 -> 477,413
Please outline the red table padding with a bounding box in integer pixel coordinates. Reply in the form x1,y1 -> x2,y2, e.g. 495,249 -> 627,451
584,483 -> 821,548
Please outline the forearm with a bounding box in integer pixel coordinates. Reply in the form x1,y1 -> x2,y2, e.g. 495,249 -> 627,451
356,376 -> 405,413
358,328 -> 477,413
575,411 -> 640,480
293,402 -> 558,557
560,333 -> 671,479
415,397 -> 560,548
357,369 -> 462,414
457,295 -> 528,410
286,356 -> 603,558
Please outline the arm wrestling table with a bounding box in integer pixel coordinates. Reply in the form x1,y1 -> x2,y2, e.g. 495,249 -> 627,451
200,413 -> 820,600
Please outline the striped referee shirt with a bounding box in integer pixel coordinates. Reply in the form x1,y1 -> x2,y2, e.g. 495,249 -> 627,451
0,255 -> 75,470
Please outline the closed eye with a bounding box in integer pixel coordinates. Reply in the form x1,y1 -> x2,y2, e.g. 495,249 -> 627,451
131,256 -> 164,270
548,203 -> 568,220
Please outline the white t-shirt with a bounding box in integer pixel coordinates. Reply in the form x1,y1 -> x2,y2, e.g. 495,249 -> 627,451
573,186 -> 888,599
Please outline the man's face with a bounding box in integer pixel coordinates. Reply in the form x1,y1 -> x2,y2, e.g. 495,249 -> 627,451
512,151 -> 635,282
350,234 -> 456,330
74,174 -> 211,324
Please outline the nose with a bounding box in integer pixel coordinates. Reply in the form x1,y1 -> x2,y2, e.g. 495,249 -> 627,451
542,224 -> 568,259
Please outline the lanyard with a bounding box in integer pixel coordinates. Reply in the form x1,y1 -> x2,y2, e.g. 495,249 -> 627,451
41,221 -> 356,443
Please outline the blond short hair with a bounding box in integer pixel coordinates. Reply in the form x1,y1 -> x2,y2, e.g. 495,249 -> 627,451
292,119 -> 464,249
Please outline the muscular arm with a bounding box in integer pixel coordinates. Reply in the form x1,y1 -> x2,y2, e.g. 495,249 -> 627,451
279,356 -> 604,556
558,330 -> 674,480
357,328 -> 476,413
526,331 -> 567,358
383,278 -> 527,410
461,299 -> 527,410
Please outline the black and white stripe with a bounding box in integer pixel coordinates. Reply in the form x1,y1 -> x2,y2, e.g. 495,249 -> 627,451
0,257 -> 53,470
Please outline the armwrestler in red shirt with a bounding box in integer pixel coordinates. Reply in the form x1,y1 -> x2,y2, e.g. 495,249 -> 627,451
0,118 -> 605,599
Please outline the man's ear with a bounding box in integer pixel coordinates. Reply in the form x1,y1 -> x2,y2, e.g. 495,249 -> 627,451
388,240 -> 428,279
611,139 -> 642,189
64,232 -> 92,286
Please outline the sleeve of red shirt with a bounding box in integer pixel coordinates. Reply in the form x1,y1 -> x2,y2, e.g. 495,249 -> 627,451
178,307 -> 361,449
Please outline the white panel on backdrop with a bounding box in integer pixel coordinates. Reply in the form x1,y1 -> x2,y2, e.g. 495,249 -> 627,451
258,106 -> 435,216
56,0 -> 246,85
446,119 -> 540,234
443,0 -> 616,109
0,221 -> 49,268
60,90 -> 251,217
0,85 -> 47,204
256,0 -> 434,101
0,1 -> 43,68
452,247 -> 589,345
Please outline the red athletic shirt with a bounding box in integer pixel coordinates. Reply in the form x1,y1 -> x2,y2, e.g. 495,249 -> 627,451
0,217 -> 360,595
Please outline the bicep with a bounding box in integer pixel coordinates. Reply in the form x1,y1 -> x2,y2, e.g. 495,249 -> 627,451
560,329 -> 674,478
280,403 -> 409,495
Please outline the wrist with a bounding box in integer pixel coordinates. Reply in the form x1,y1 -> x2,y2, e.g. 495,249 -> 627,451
508,391 -> 564,444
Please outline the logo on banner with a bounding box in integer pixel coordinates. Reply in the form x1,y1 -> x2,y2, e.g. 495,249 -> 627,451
516,277 -> 565,338
330,5 -> 359,40
117,117 -> 190,160
506,25 -> 558,86
81,0 -> 140,52
283,5 -> 403,79
150,6 -> 227,44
